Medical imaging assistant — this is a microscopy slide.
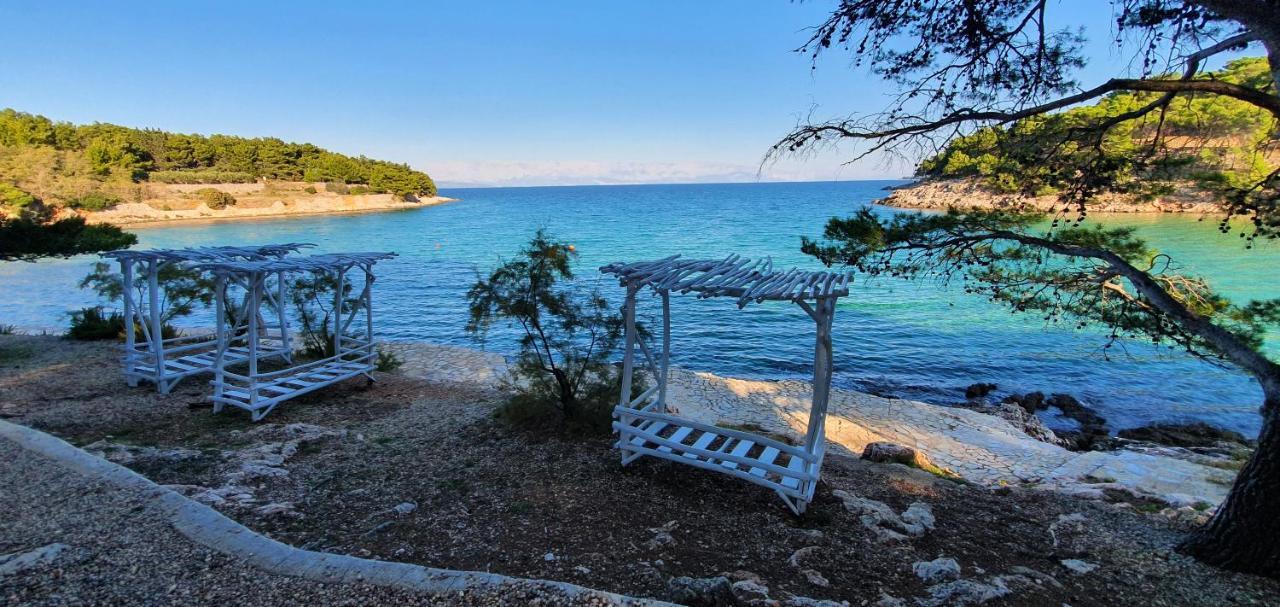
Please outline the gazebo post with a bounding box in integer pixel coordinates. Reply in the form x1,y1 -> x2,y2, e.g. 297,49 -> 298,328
246,272 -> 261,410
147,259 -> 167,393
657,289 -> 671,412
121,258 -> 138,387
212,274 -> 228,414
277,270 -> 293,362
364,266 -> 375,367
333,268 -> 346,359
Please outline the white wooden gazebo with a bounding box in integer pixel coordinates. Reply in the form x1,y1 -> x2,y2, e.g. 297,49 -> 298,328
102,244 -> 312,394
601,254 -> 850,515
194,252 -> 396,421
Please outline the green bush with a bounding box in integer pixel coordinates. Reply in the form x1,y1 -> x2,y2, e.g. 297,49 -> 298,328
148,170 -> 256,184
348,185 -> 375,195
194,188 -> 236,209
67,192 -> 123,211
0,182 -> 38,211
375,347 -> 402,372
467,230 -> 633,435
323,181 -> 349,194
67,307 -> 177,341
303,186 -> 317,194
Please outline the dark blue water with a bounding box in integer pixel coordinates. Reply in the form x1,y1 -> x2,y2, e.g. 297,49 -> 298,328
2,181 -> 1275,435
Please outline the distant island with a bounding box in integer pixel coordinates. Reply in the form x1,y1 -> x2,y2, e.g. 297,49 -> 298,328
878,57 -> 1277,214
0,109 -> 451,225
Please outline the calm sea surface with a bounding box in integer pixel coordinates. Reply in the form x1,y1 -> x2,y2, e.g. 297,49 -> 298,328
2,181 -> 1276,434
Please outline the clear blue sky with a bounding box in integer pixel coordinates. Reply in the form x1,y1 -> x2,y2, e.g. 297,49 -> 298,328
0,1 -> 1221,187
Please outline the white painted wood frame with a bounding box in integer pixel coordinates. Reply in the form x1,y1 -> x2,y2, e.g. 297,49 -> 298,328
102,244 -> 312,394
601,255 -> 848,515
195,252 -> 396,421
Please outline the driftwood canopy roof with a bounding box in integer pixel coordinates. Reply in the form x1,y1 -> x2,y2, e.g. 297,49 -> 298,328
600,254 -> 851,307
192,252 -> 398,275
102,243 -> 314,263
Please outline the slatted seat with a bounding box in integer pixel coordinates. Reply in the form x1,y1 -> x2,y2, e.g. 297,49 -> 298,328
197,252 -> 396,421
103,244 -> 311,394
604,254 -> 844,515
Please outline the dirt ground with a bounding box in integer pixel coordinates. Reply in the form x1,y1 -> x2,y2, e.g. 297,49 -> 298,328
3,334 -> 1279,606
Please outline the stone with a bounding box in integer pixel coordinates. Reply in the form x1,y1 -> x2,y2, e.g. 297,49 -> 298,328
667,576 -> 735,607
788,546 -> 820,568
254,502 -> 294,517
871,594 -> 906,607
860,442 -> 954,478
1002,391 -> 1046,413
964,383 -> 998,400
918,578 -> 1012,607
833,490 -> 934,540
963,402 -> 1066,447
800,568 -> 830,587
543,552 -> 556,561
1007,566 -> 1063,589
912,557 -> 961,583
392,502 -> 417,515
0,543 -> 72,577
1059,559 -> 1098,575
861,442 -> 918,465
730,579 -> 771,602
1048,513 -> 1091,558
1118,422 -> 1252,449
900,502 -> 936,537
645,520 -> 679,550
785,598 -> 848,607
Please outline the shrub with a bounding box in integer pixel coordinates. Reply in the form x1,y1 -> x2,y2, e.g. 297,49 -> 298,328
148,170 -> 256,184
67,307 -> 178,341
193,188 -> 236,209
466,230 -> 632,435
67,307 -> 123,340
348,185 -> 375,195
323,182 -> 349,194
0,182 -> 38,211
288,274 -> 359,359
375,347 -> 403,372
67,192 -> 123,212
303,186 -> 317,194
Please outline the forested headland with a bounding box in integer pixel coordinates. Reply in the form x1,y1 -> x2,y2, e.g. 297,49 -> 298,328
0,109 -> 437,217
890,57 -> 1277,210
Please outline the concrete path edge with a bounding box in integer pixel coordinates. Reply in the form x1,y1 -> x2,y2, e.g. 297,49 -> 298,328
0,419 -> 672,606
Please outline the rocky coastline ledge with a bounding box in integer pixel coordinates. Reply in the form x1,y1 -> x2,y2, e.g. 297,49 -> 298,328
878,178 -> 1222,214
383,343 -> 1237,509
80,181 -> 457,226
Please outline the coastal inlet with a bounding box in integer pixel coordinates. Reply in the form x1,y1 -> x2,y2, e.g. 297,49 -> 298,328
2,180 -> 1276,435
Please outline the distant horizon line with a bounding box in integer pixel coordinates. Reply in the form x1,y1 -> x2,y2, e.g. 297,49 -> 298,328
436,177 -> 916,190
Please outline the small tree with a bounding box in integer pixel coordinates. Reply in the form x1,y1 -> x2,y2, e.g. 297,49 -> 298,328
466,230 -> 628,432
288,273 -> 357,359
1,216 -> 135,263
81,261 -> 215,327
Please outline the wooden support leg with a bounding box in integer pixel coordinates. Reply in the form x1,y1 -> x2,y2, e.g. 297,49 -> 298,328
121,259 -> 138,387
617,286 -> 639,464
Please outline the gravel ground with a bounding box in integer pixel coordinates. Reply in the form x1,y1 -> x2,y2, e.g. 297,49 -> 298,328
0,437 -> 636,607
4,335 -> 1280,606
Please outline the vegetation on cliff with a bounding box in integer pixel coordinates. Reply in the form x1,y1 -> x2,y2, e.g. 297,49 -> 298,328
0,108 -> 437,218
915,57 -> 1276,202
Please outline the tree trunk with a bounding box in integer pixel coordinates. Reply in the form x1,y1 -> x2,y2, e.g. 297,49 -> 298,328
1180,382 -> 1280,578
552,367 -> 577,421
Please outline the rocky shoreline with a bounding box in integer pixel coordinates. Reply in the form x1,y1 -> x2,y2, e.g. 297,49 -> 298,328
878,178 -> 1223,214
77,181 -> 458,226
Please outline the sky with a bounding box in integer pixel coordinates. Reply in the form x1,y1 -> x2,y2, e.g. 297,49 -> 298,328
0,1 -> 1234,187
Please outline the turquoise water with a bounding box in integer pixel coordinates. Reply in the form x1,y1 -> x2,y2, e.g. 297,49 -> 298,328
1,181 -> 1276,435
